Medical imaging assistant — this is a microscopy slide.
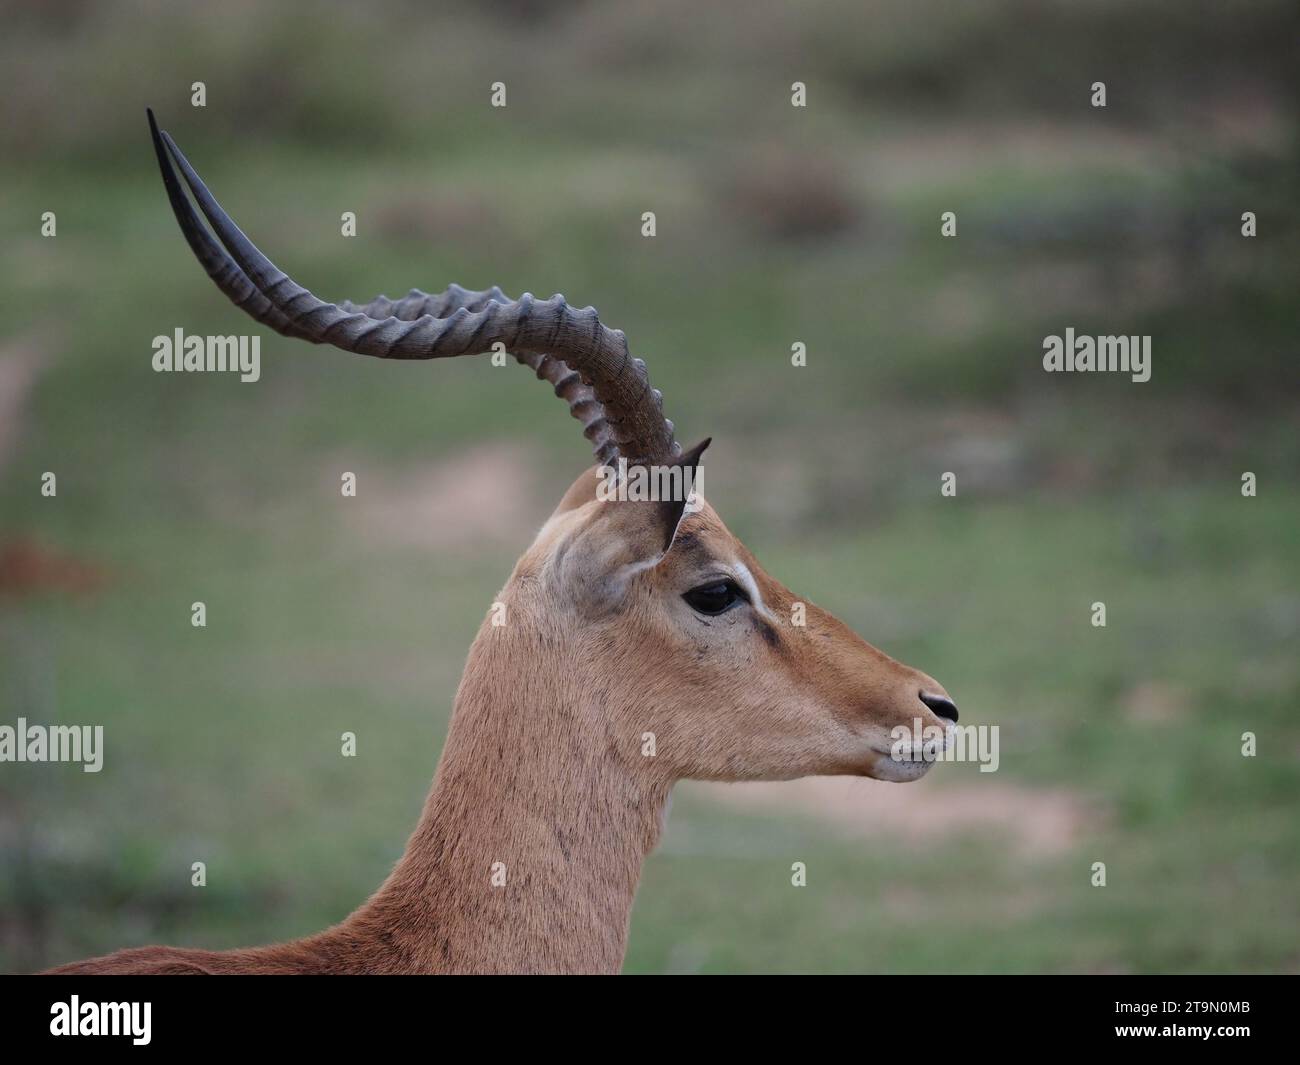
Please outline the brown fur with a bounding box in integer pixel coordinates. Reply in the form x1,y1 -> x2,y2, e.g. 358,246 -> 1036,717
46,467 -> 953,974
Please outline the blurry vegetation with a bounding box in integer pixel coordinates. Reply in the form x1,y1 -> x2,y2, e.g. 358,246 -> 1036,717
0,0 -> 1297,973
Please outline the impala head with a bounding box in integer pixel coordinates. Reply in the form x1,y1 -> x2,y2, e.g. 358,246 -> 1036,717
148,109 -> 957,788
504,458 -> 957,784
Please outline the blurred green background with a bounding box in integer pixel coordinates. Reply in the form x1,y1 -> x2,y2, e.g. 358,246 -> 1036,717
1,0 -> 1297,974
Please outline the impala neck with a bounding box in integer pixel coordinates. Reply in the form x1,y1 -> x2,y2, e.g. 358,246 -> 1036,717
346,626 -> 671,974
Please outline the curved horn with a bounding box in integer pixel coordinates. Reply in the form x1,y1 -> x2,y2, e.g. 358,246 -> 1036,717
339,284 -> 620,464
149,118 -> 615,461
147,111 -> 679,466
147,109 -> 312,344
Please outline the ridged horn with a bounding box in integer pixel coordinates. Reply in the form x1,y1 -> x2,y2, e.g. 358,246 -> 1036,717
146,110 -> 680,466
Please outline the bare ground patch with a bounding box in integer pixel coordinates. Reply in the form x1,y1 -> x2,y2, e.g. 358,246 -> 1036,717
340,442 -> 541,552
0,336 -> 50,473
689,774 -> 1099,859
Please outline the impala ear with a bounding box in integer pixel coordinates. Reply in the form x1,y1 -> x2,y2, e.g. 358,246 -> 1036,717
639,437 -> 710,554
556,439 -> 710,610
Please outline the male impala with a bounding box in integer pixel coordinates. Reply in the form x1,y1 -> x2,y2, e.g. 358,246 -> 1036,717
47,112 -> 958,975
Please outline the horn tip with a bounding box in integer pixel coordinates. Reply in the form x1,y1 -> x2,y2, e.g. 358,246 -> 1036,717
679,437 -> 711,467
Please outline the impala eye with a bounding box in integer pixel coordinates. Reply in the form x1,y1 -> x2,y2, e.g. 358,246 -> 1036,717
683,580 -> 747,616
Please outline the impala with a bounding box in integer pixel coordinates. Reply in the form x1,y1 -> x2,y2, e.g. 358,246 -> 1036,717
47,111 -> 959,975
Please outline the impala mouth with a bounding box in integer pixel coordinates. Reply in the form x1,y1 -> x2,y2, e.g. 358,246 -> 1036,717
866,747 -> 938,783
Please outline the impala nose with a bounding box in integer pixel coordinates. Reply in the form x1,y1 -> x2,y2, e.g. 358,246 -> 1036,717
919,691 -> 958,723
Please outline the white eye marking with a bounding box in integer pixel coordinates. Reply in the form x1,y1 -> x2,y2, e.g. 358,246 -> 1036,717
732,561 -> 775,624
